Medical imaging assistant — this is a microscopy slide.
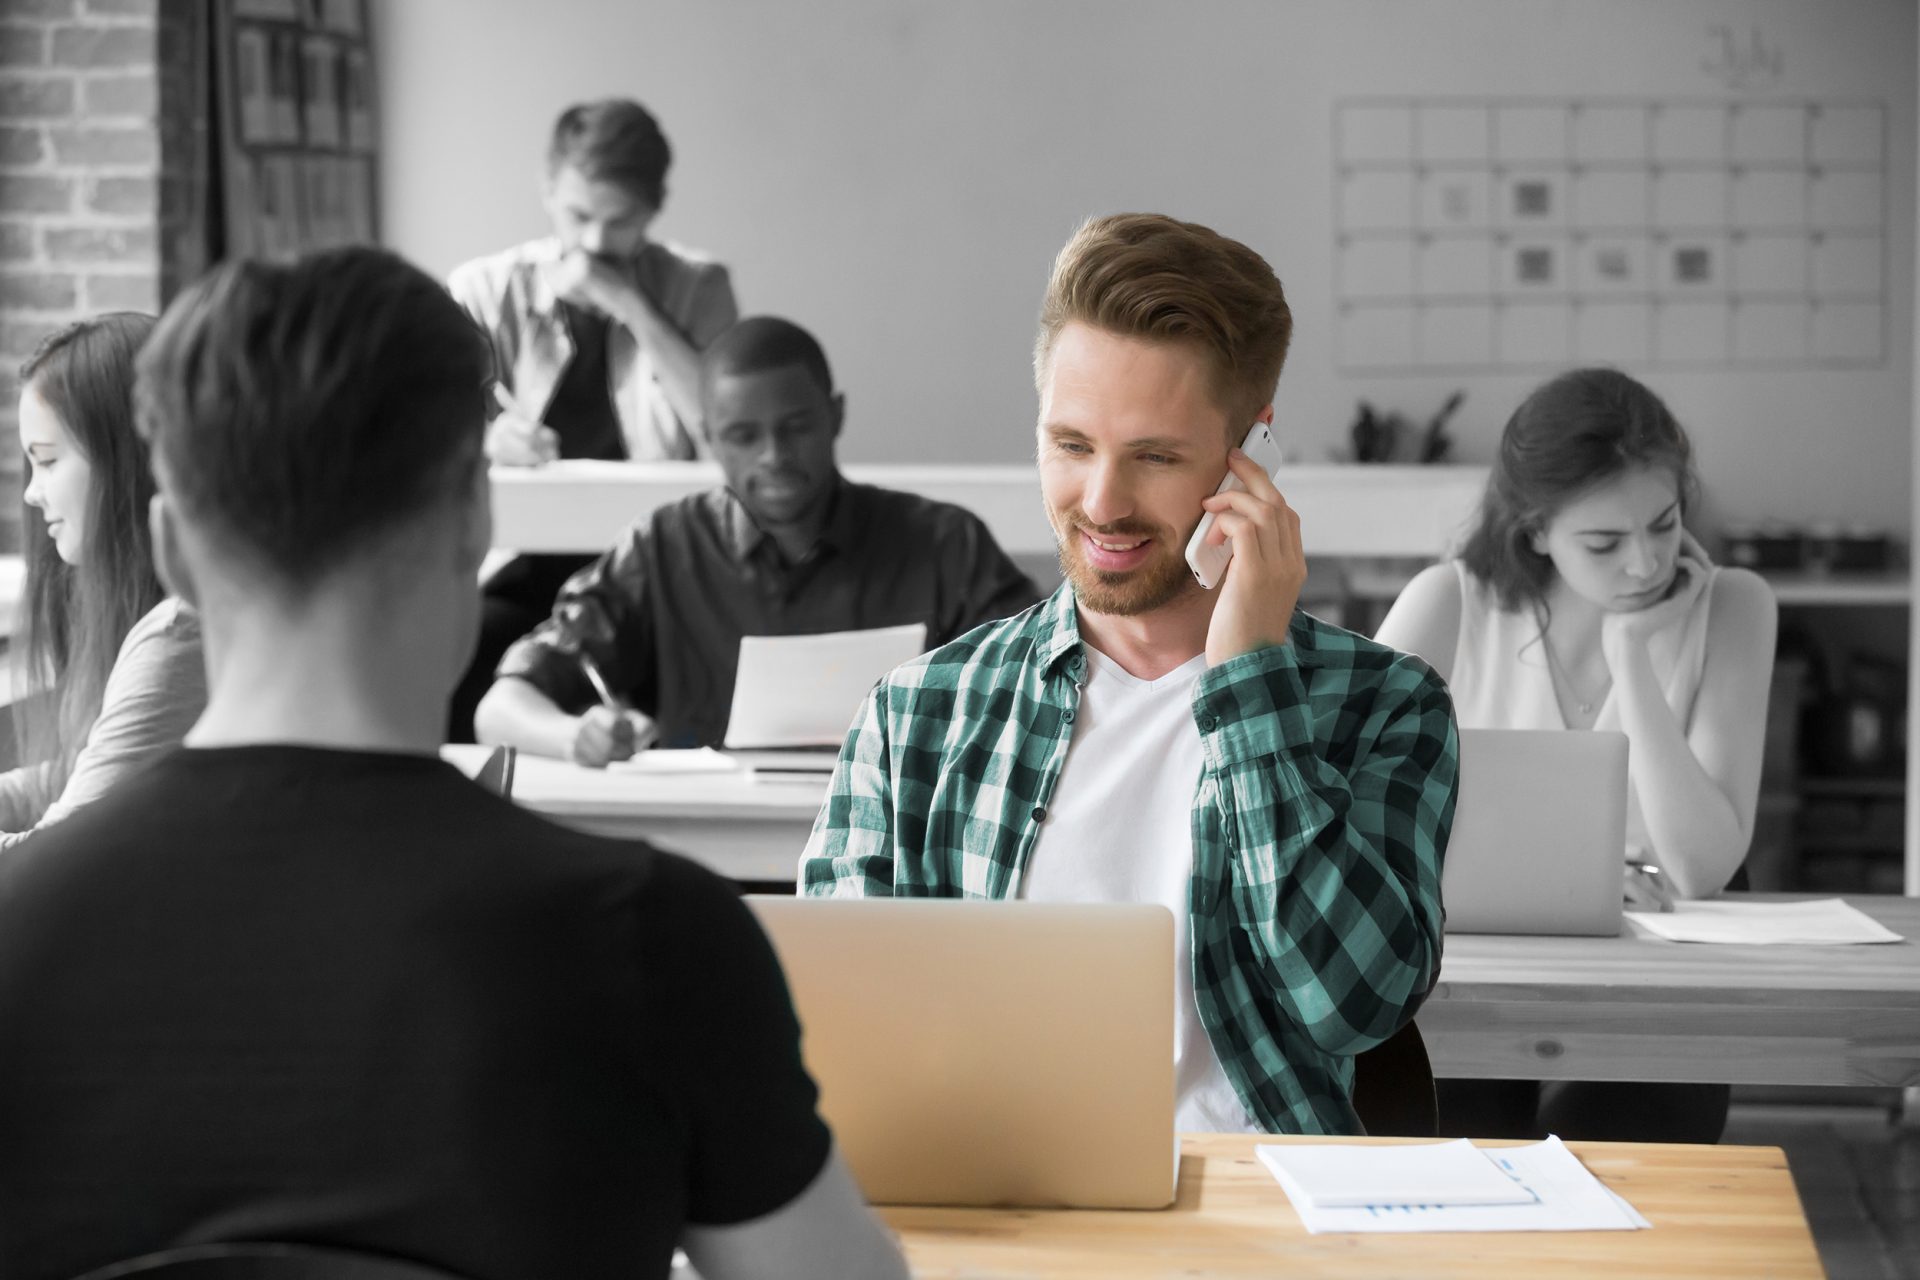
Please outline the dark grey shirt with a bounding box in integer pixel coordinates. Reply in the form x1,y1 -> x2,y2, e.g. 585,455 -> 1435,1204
498,480 -> 1041,748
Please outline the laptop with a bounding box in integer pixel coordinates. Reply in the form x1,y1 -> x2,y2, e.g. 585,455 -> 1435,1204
746,897 -> 1177,1209
1442,728 -> 1628,936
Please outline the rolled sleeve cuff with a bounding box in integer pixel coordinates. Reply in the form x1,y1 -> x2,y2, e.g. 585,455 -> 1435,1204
1193,643 -> 1315,769
496,635 -> 592,711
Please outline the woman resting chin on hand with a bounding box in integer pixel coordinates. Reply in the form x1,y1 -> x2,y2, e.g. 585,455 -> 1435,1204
1373,366 -> 1778,1145
1,314 -> 207,850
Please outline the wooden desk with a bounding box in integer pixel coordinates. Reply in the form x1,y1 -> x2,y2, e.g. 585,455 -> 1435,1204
444,746 -> 820,882
489,460 -> 1488,557
1425,893 -> 1920,1087
882,1133 -> 1822,1279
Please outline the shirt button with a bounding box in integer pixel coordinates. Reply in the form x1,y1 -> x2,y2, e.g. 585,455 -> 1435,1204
1032,806 -> 1048,823
1199,714 -> 1219,733
1062,710 -> 1076,724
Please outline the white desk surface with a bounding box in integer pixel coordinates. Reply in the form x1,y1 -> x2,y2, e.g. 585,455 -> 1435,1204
488,459 -> 1489,558
445,745 -> 822,882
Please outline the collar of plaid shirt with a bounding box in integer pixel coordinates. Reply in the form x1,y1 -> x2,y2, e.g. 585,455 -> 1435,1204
801,583 -> 1458,1135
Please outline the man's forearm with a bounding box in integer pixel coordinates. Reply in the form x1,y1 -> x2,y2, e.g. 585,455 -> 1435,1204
613,292 -> 705,434
475,676 -> 581,761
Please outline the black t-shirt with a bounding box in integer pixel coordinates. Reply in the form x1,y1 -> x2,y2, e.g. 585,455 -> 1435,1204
0,746 -> 831,1280
546,301 -> 627,461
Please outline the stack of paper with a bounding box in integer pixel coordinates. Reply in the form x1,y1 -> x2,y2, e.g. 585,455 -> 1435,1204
1257,1138 -> 1650,1234
1626,898 -> 1904,945
610,748 -> 742,775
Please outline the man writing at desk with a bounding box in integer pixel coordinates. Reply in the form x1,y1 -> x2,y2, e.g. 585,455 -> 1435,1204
477,315 -> 1040,762
447,97 -> 738,741
801,214 -> 1458,1135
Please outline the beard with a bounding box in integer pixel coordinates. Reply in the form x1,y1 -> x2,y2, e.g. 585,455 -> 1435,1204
1051,508 -> 1199,617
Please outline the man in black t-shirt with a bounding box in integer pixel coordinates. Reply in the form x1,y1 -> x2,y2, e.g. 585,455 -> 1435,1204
0,249 -> 905,1280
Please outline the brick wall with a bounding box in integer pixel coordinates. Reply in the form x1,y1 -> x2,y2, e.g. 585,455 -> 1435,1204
0,0 -> 163,555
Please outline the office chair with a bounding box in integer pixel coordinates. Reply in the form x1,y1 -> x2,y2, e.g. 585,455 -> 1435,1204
73,1244 -> 469,1280
470,744 -> 517,799
1350,1019 -> 1438,1137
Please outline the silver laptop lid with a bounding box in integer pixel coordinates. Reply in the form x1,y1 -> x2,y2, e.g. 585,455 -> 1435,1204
746,897 -> 1177,1209
1442,728 -> 1628,936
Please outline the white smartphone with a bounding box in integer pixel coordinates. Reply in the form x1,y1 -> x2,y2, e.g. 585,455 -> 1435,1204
1184,421 -> 1286,590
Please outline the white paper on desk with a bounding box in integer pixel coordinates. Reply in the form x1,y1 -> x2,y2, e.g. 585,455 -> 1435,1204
724,623 -> 927,749
1260,1137 -> 1649,1234
1257,1138 -> 1538,1209
609,748 -> 742,775
1627,898 -> 1904,945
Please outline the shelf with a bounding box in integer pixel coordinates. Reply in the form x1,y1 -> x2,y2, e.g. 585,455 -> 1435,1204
1796,834 -> 1905,854
1799,776 -> 1906,799
1760,570 -> 1910,606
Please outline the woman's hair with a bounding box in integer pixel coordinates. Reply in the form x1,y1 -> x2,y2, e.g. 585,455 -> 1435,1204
1459,367 -> 1701,613
13,312 -> 163,809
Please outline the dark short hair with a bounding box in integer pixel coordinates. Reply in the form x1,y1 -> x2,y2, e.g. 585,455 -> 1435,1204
1036,213 -> 1293,433
700,316 -> 835,404
134,246 -> 491,587
547,98 -> 672,208
1459,367 -> 1702,612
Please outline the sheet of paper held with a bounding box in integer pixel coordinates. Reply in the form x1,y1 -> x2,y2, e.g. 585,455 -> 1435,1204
1257,1137 -> 1651,1234
1626,897 -> 1904,945
723,623 -> 928,749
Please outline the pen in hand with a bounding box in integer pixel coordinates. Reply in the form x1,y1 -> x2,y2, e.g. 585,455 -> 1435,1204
489,383 -> 560,466
576,651 -> 659,761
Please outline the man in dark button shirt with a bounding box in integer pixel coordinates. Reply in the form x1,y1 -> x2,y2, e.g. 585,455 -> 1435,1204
0,248 -> 905,1280
476,315 -> 1042,764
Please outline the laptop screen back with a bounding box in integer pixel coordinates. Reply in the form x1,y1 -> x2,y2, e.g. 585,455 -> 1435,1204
746,897 -> 1178,1208
1441,728 -> 1628,936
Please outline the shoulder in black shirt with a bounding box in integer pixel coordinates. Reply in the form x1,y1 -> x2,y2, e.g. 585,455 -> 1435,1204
0,745 -> 829,1280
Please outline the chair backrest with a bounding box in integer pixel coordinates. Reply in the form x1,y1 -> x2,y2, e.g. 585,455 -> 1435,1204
74,1244 -> 469,1280
471,744 -> 516,799
1350,1019 -> 1437,1137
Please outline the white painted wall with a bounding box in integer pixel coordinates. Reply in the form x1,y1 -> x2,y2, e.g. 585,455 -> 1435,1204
375,0 -> 1915,533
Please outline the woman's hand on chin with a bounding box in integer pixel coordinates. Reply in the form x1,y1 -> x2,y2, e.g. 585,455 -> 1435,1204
1602,534 -> 1712,661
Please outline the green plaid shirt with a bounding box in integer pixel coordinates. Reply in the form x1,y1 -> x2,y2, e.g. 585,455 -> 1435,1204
800,584 -> 1457,1135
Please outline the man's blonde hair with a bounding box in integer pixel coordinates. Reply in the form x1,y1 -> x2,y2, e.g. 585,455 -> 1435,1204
1034,213 -> 1293,435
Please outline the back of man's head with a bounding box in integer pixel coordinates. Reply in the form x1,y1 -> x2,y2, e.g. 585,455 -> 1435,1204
700,315 -> 836,404
135,246 -> 490,593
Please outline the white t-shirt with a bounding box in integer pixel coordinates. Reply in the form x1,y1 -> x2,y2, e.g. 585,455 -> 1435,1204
1018,645 -> 1257,1134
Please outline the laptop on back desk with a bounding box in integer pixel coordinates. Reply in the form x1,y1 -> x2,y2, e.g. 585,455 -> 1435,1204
1441,728 -> 1628,937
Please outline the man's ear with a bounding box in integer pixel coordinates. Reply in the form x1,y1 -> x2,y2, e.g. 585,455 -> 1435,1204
829,391 -> 846,442
148,493 -> 199,608
457,450 -> 493,574
1233,404 -> 1275,450
1527,526 -> 1549,556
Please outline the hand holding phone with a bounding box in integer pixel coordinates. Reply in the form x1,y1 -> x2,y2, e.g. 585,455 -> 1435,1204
1185,421 -> 1287,590
1195,427 -> 1308,667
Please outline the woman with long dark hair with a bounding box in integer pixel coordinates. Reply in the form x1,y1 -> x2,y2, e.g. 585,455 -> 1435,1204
1,313 -> 206,847
1375,366 -> 1777,1143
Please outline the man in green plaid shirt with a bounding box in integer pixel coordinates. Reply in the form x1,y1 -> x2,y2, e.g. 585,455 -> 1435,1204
801,214 -> 1457,1136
